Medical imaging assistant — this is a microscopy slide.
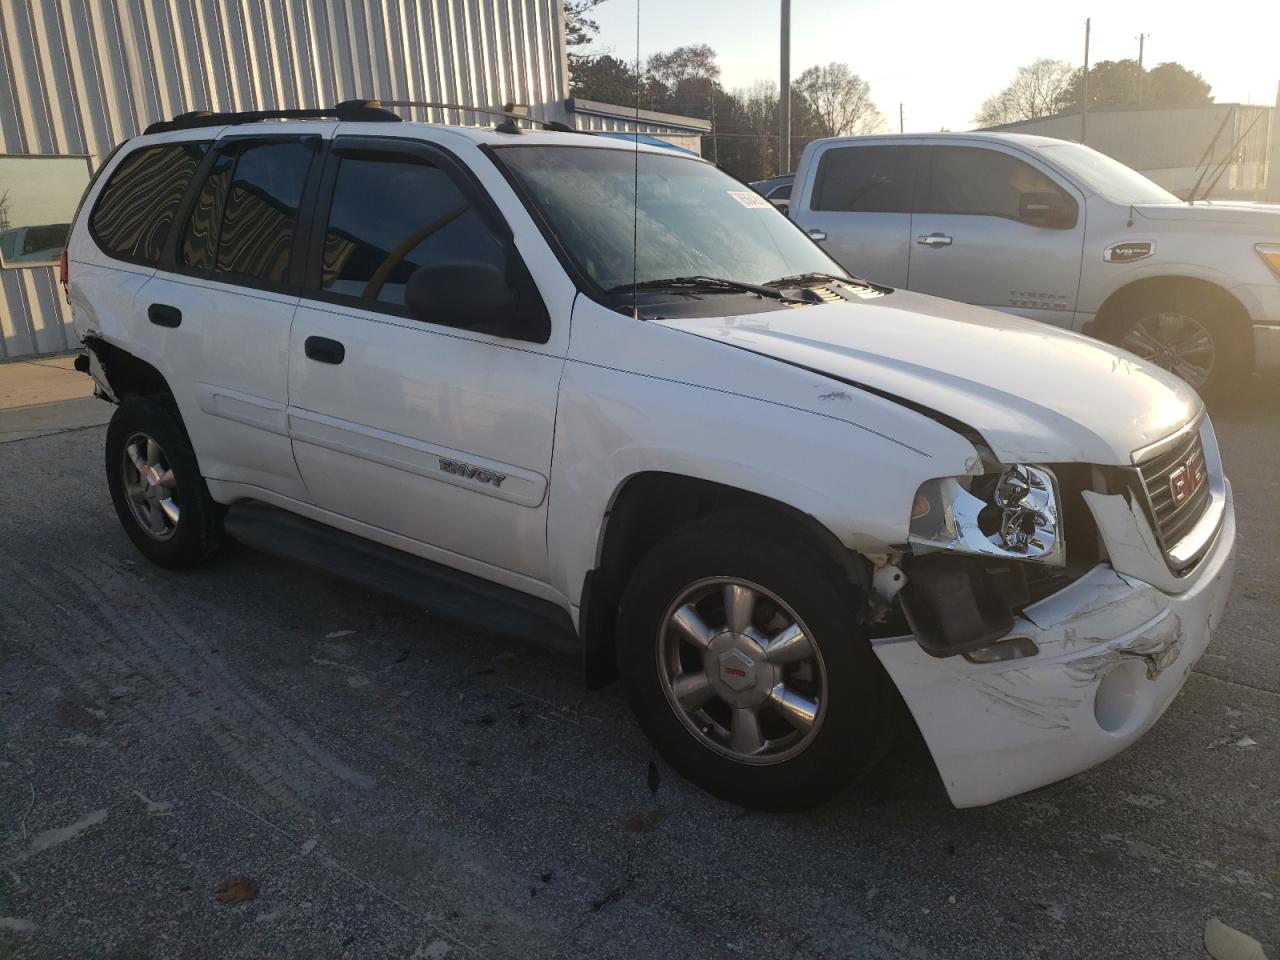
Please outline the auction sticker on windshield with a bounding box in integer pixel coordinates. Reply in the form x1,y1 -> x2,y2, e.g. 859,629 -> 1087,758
728,190 -> 771,209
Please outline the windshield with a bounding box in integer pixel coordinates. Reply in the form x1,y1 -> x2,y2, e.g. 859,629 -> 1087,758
494,145 -> 847,294
1038,142 -> 1181,205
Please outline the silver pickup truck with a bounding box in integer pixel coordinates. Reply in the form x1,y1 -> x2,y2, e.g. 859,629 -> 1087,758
789,132 -> 1280,396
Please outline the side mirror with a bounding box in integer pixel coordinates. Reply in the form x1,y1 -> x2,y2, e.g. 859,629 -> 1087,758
1018,192 -> 1076,229
405,261 -> 518,333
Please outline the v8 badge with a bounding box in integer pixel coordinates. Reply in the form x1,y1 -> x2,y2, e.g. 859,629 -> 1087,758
1103,241 -> 1155,263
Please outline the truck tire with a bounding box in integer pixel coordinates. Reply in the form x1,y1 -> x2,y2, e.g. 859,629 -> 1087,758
1099,286 -> 1249,400
105,395 -> 224,569
617,517 -> 890,811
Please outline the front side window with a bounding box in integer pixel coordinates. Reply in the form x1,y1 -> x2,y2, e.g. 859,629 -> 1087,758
925,146 -> 1074,222
495,145 -> 845,294
89,143 -> 205,265
1,155 -> 94,267
811,145 -> 917,213
318,151 -> 504,309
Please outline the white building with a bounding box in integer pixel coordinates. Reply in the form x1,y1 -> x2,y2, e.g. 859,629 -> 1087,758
0,1 -> 708,360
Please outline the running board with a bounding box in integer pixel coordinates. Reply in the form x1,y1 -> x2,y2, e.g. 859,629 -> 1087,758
223,502 -> 578,651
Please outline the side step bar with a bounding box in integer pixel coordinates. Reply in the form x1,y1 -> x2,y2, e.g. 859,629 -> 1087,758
223,502 -> 578,651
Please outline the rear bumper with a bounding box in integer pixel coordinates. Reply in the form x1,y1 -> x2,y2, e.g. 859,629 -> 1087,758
875,482 -> 1236,808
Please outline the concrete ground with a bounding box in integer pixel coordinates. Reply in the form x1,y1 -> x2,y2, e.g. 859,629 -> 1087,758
0,358 -> 1276,960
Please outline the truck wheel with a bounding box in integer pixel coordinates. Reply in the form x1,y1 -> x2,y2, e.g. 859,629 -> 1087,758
617,518 -> 890,811
105,395 -> 223,569
1100,287 -> 1248,399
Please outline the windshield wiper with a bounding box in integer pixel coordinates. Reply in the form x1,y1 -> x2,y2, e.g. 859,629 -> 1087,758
764,271 -> 860,288
606,276 -> 798,301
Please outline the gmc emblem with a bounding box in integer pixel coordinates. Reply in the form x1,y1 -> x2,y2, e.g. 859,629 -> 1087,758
1168,452 -> 1206,506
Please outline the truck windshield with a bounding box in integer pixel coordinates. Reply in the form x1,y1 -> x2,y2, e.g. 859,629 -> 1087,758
493,145 -> 848,295
1038,142 -> 1181,205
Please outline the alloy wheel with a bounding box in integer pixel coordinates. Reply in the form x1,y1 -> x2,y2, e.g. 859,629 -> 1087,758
121,432 -> 180,541
657,577 -> 827,765
1122,311 -> 1216,389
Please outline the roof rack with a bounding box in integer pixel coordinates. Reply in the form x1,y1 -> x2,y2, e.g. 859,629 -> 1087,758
375,100 -> 577,134
143,99 -> 400,135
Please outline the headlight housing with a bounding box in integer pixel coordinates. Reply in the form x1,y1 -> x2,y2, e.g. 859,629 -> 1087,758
1258,243 -> 1280,279
909,464 -> 1064,566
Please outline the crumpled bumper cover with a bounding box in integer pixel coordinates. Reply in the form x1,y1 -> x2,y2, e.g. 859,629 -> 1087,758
874,483 -> 1236,808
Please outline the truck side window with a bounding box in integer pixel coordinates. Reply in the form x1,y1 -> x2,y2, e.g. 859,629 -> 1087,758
89,142 -> 207,265
925,147 -> 1073,223
811,145 -> 917,213
317,153 -> 504,311
214,141 -> 314,284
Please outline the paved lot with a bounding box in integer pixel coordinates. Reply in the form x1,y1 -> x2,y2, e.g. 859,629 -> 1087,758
1,362 -> 1277,960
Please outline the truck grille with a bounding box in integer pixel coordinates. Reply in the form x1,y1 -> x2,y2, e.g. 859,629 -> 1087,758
1134,427 -> 1210,560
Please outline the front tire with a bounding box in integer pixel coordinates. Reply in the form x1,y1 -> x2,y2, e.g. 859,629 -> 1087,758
1099,287 -> 1249,399
105,395 -> 223,569
617,518 -> 890,811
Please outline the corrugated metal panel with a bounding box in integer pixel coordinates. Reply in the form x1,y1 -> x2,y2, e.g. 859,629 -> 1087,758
0,0 -> 575,359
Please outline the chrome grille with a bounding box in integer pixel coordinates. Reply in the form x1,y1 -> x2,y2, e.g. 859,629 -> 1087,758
1134,427 -> 1210,559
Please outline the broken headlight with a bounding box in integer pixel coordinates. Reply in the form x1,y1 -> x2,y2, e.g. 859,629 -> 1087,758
909,464 -> 1064,566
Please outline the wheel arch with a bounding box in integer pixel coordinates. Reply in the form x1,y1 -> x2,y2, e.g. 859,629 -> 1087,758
579,471 -> 872,688
86,336 -> 177,403
1087,275 -> 1253,364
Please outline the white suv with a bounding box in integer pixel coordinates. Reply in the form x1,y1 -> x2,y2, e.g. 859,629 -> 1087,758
67,103 -> 1236,810
789,132 -> 1280,396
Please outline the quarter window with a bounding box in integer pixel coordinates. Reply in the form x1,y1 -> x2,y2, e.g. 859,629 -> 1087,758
924,146 -> 1072,222
811,145 -> 917,213
87,146 -> 199,266
318,152 -> 504,310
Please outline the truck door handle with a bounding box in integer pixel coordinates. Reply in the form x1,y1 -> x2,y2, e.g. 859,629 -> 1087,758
806,229 -> 827,242
147,303 -> 182,328
304,336 -> 345,365
916,233 -> 953,247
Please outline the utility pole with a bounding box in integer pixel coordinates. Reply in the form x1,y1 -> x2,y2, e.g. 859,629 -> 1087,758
779,0 -> 791,173
899,103 -> 904,133
1136,33 -> 1149,105
1081,18 -> 1091,145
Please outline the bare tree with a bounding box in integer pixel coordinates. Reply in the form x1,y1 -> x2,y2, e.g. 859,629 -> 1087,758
794,63 -> 884,138
646,44 -> 720,91
974,58 -> 1075,126
0,189 -> 10,232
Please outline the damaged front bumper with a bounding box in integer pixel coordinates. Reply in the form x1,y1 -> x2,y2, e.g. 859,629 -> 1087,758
874,481 -> 1236,808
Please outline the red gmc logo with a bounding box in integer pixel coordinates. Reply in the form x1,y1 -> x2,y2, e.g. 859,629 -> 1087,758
1168,452 -> 1206,507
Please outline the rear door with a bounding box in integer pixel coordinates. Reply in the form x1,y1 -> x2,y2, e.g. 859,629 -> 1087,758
140,130 -> 326,500
286,136 -> 565,582
907,143 -> 1085,326
792,142 -> 920,287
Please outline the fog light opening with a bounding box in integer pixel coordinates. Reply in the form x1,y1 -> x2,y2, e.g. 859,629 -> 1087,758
1093,662 -> 1141,733
963,636 -> 1039,664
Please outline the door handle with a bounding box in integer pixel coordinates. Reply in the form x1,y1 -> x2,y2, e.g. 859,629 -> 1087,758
148,303 -> 182,328
304,336 -> 345,365
806,229 -> 827,242
916,233 -> 953,247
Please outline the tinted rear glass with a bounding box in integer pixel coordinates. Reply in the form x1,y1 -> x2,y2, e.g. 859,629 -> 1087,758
811,145 -> 917,213
89,143 -> 207,264
214,140 -> 314,284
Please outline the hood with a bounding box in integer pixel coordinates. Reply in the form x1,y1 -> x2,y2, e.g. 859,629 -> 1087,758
657,290 -> 1202,466
1136,200 -> 1280,230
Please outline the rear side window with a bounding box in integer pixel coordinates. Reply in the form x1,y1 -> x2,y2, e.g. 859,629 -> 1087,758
89,142 -> 207,264
811,145 -> 917,213
318,152 -> 504,310
177,138 -> 315,286
924,146 -> 1071,221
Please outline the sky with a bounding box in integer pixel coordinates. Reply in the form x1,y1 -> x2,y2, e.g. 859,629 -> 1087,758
0,157 -> 91,227
583,0 -> 1280,132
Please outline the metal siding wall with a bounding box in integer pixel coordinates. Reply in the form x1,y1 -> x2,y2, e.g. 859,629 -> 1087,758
0,0 -> 572,360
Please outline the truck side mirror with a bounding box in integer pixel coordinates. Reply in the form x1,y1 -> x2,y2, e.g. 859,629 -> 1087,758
1018,192 -> 1077,229
405,261 -> 520,335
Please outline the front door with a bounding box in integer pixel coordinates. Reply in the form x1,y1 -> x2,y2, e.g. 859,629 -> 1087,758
907,144 -> 1085,327
287,138 -> 565,582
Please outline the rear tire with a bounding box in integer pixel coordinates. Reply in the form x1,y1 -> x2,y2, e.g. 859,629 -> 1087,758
105,395 -> 223,569
617,517 -> 890,811
1098,287 -> 1249,400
